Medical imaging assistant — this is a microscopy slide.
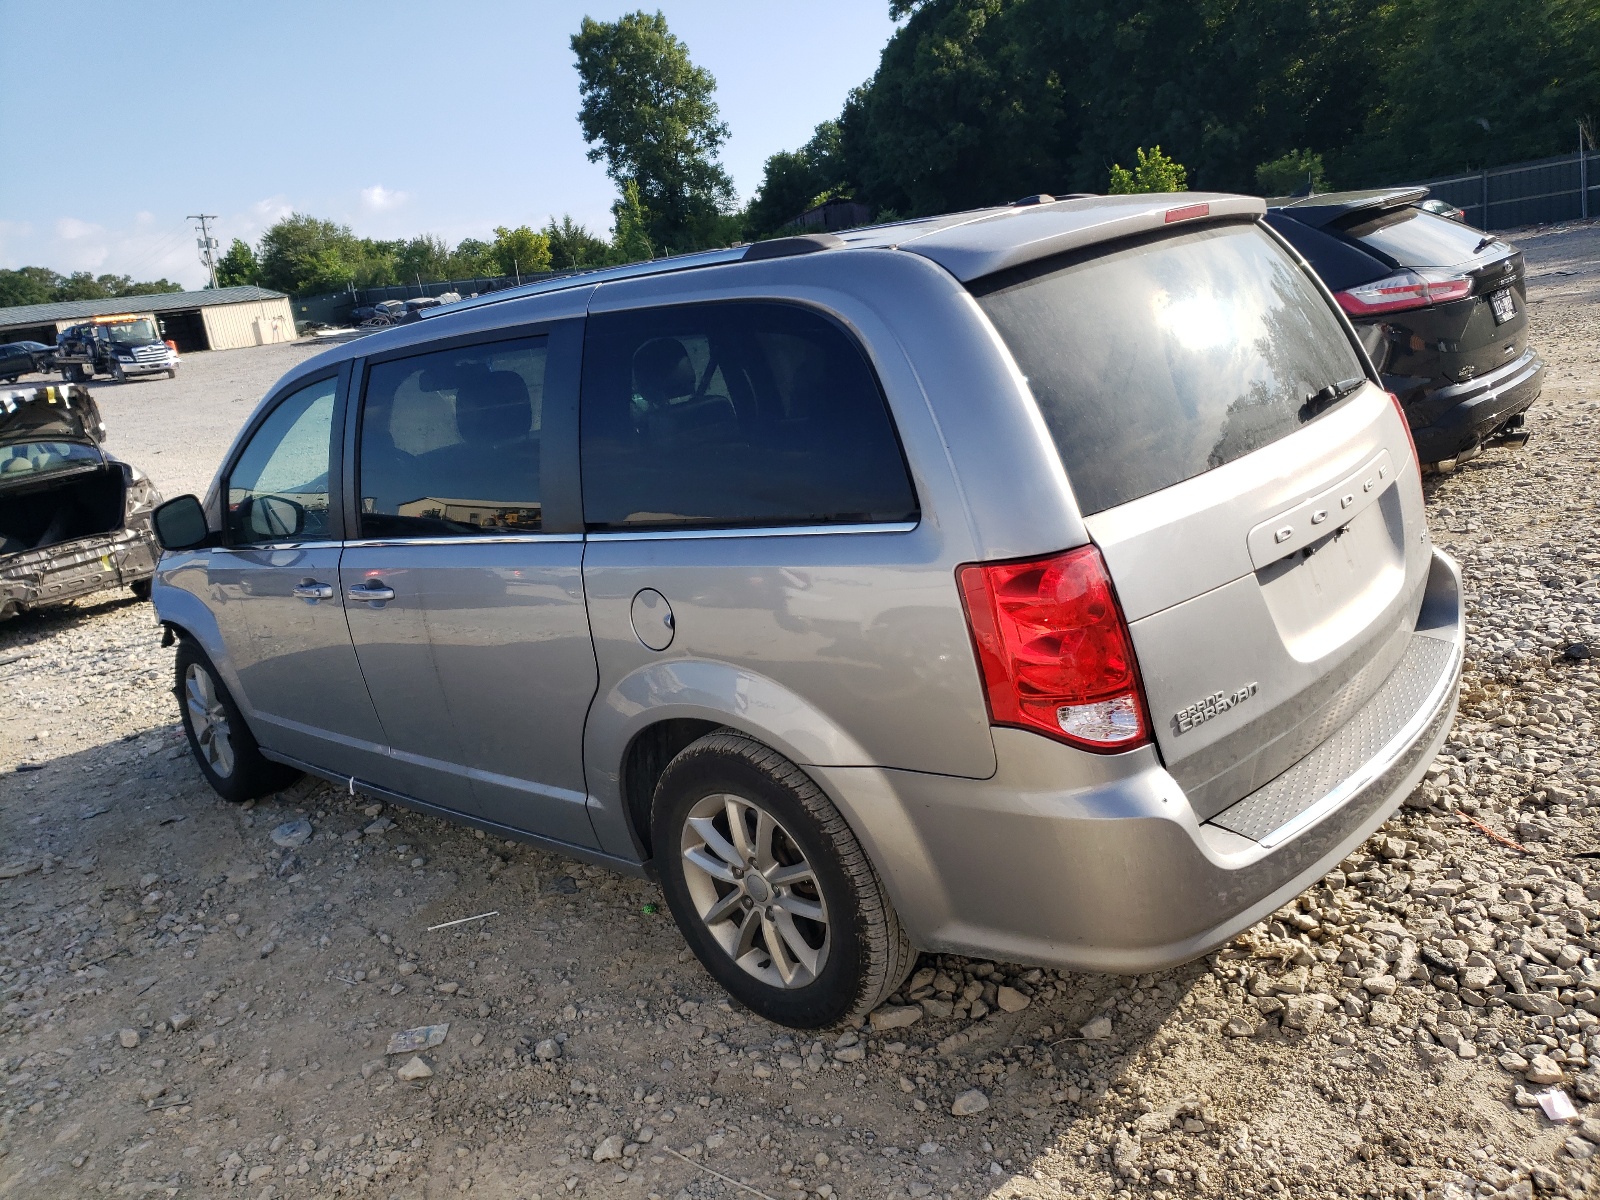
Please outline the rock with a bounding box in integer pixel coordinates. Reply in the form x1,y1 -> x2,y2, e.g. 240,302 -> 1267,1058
1367,1003 -> 1402,1027
995,986 -> 1030,1013
364,817 -> 395,835
258,941 -> 276,959
397,961 -> 418,976
396,1056 -> 433,1081
1112,1130 -> 1142,1178
1525,1055 -> 1564,1086
1362,974 -> 1397,996
593,1135 -> 624,1163
832,1043 -> 866,1063
1222,1016 -> 1257,1037
169,1012 -> 193,1032
1080,1015 -> 1113,1041
1578,1117 -> 1600,1144
1377,836 -> 1408,860
270,817 -> 312,849
1281,996 -> 1324,1031
435,982 -> 459,995
1565,643 -> 1591,661
869,1005 -> 923,1031
119,1028 -> 140,1049
533,1038 -> 561,1061
919,998 -> 954,1020
951,1089 -> 990,1117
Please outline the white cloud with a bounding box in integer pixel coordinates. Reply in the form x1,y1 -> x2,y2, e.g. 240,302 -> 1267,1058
360,185 -> 408,212
56,217 -> 104,241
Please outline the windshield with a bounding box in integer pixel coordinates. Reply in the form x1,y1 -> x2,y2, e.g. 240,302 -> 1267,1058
103,319 -> 159,345
973,222 -> 1366,516
0,440 -> 101,480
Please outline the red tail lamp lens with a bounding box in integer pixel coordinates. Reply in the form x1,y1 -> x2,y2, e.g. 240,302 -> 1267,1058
958,545 -> 1151,752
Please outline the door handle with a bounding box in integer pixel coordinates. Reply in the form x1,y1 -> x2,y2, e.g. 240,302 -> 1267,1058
347,581 -> 397,603
292,581 -> 334,601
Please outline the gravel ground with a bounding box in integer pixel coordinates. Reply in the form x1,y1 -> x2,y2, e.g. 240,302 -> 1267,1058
1,233 -> 1598,1200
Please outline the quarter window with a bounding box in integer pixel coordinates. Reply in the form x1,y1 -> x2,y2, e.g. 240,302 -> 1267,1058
356,338 -> 546,538
226,377 -> 336,545
580,302 -> 917,530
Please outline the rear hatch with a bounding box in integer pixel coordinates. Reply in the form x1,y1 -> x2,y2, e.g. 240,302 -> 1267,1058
1276,197 -> 1528,389
972,219 -> 1430,820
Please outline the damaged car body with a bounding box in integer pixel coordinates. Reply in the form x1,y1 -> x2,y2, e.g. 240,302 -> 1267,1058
0,384 -> 162,618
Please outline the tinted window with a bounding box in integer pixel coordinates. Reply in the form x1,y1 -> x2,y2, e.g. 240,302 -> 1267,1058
227,377 -> 336,545
580,302 -> 916,530
973,223 -> 1365,516
357,338 -> 545,538
1336,206 -> 1491,268
1264,214 -> 1387,292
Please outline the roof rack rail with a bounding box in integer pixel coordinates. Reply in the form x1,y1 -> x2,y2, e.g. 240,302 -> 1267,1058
420,246 -> 749,319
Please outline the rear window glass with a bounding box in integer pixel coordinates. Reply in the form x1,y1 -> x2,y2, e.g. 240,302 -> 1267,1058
1336,206 -> 1491,268
580,301 -> 917,530
973,222 -> 1365,516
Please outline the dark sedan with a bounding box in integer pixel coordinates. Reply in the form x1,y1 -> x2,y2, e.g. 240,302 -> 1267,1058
0,341 -> 54,383
1267,188 -> 1543,469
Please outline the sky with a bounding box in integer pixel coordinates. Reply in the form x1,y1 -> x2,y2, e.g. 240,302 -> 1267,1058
0,1 -> 899,290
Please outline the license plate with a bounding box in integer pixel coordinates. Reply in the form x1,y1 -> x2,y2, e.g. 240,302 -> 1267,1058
1490,287 -> 1516,324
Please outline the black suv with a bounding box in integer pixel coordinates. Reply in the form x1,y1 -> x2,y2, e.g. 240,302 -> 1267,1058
1267,188 -> 1543,468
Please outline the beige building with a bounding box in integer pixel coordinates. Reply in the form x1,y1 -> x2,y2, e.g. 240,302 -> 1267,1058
0,286 -> 297,353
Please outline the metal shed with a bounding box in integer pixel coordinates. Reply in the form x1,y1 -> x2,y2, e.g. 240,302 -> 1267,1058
0,286 -> 295,353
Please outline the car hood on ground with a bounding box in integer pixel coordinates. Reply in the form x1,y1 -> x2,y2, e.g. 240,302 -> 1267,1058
0,384 -> 106,449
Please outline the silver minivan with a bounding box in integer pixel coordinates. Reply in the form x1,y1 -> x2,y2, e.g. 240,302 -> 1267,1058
150,193 -> 1463,1028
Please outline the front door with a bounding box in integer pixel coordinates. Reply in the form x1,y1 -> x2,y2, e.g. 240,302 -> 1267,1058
339,329 -> 600,845
205,371 -> 391,781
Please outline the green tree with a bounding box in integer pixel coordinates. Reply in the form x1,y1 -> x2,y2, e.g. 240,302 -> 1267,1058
489,226 -> 553,278
0,267 -> 57,307
395,235 -> 453,285
257,214 -> 360,293
1255,149 -> 1328,196
216,238 -> 260,287
608,181 -> 655,265
746,121 -> 854,238
1107,145 -> 1188,194
571,10 -> 735,252
450,238 -> 498,277
542,216 -> 611,271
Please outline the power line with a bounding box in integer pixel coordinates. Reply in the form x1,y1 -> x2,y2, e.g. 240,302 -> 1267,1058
187,214 -> 219,289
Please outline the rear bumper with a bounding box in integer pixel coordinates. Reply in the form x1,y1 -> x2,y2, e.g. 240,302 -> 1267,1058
1405,349 -> 1544,463
0,526 -> 159,614
813,547 -> 1463,974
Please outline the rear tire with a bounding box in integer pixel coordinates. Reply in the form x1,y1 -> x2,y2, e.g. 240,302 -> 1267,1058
652,731 -> 914,1028
174,639 -> 299,803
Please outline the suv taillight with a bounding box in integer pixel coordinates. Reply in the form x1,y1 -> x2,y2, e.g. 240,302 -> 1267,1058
1334,268 -> 1472,316
957,545 -> 1151,753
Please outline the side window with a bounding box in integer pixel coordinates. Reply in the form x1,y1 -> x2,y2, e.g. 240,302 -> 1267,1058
226,377 -> 337,545
356,337 -> 546,538
580,302 -> 917,529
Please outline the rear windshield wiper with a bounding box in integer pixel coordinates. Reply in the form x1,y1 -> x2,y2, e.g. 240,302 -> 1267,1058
1302,376 -> 1365,418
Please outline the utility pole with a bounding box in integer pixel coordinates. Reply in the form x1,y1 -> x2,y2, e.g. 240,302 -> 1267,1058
188,214 -> 220,289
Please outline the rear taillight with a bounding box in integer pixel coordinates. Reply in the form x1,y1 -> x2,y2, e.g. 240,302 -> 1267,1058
958,545 -> 1151,753
1334,268 -> 1472,316
1389,390 -> 1420,473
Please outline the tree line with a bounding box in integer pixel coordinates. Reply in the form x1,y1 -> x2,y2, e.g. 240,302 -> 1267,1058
0,268 -> 181,310
8,2 -> 1593,306
746,0 -> 1600,235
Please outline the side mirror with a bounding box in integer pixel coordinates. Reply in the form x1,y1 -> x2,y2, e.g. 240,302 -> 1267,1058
152,494 -> 212,551
248,494 -> 306,539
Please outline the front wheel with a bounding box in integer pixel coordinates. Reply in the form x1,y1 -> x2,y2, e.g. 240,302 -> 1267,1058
653,731 -> 914,1028
111,361 -> 126,382
174,639 -> 300,802
166,369 -> 176,379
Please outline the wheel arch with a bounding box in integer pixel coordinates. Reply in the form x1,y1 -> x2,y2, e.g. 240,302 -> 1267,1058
583,659 -> 879,865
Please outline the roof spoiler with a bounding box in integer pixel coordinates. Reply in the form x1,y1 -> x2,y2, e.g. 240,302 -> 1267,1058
1271,186 -> 1430,228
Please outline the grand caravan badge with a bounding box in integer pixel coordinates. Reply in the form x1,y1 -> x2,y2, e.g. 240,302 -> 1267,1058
1173,683 -> 1258,733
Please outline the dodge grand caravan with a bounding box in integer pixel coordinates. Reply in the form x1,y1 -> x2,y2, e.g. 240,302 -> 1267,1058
149,193 -> 1464,1028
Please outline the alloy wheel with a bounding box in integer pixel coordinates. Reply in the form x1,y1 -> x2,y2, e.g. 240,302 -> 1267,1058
184,664 -> 235,778
679,792 -> 830,989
